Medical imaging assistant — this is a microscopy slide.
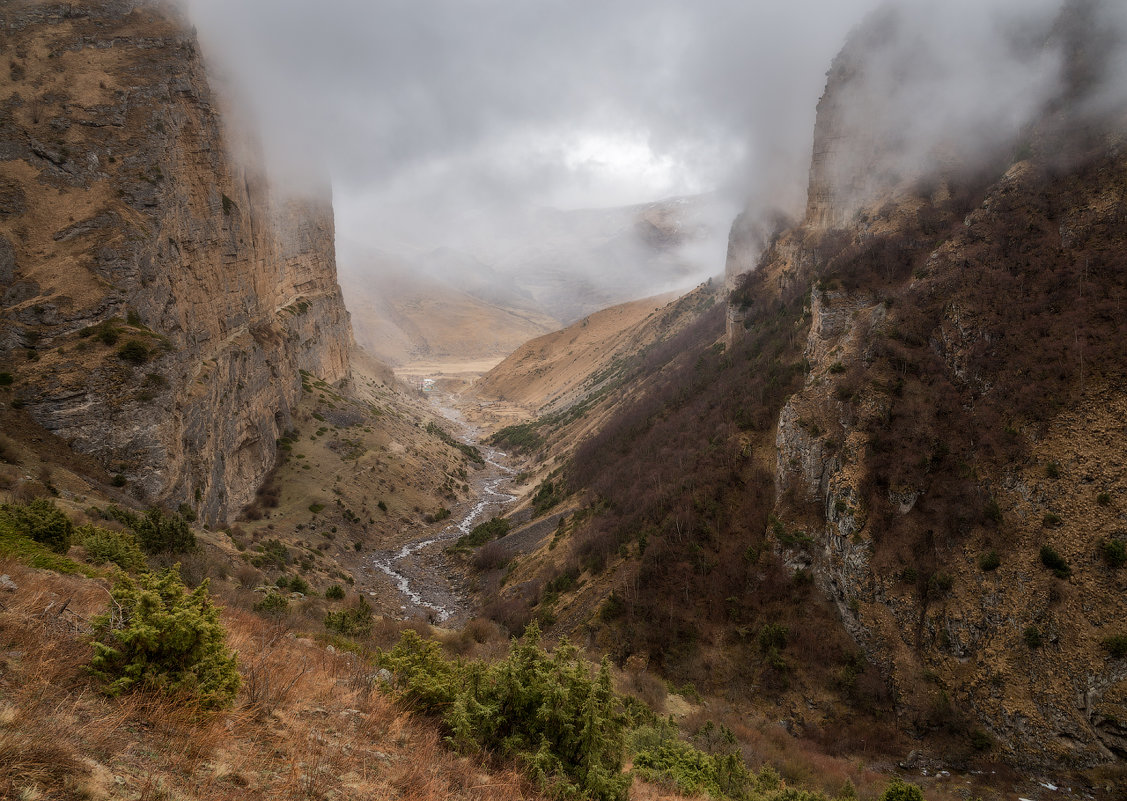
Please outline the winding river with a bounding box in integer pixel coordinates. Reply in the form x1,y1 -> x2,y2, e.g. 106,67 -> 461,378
369,420 -> 515,623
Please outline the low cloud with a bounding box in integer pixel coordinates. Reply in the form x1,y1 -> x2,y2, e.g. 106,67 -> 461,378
184,0 -> 1126,290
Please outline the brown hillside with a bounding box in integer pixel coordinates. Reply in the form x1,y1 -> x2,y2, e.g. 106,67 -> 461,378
469,290 -> 680,414
455,1 -> 1127,792
341,265 -> 558,368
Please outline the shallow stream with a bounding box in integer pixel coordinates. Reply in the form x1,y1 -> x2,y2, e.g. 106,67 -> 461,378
369,403 -> 515,623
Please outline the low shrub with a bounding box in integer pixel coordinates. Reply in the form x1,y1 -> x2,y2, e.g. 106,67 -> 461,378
117,340 -> 149,364
382,625 -> 631,801
1099,539 -> 1126,569
250,538 -> 289,569
325,598 -> 373,637
0,498 -> 74,554
1101,635 -> 1127,659
978,550 -> 1001,571
254,591 -> 289,617
1039,545 -> 1071,578
105,505 -> 195,554
881,777 -> 925,801
632,729 -> 753,799
457,516 -> 510,548
77,524 -> 146,572
90,568 -> 240,707
532,480 -> 563,516
325,584 -> 345,600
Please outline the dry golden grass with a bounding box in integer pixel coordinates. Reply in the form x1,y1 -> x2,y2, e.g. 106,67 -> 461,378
0,558 -> 543,801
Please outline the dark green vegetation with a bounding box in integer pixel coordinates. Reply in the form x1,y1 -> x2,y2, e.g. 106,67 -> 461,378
78,525 -> 147,572
325,583 -> 346,600
90,568 -> 241,707
1039,545 -> 1071,579
102,505 -> 196,554
325,597 -> 374,636
382,625 -> 885,801
0,501 -> 91,575
454,516 -> 511,549
1099,538 -> 1126,568
978,550 -> 1001,571
384,625 -> 629,801
1,498 -> 74,553
116,339 -> 150,364
532,479 -> 563,516
1101,635 -> 1127,659
488,420 -> 545,454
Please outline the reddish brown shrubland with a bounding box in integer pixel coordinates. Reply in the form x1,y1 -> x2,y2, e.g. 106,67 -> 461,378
562,285 -> 879,709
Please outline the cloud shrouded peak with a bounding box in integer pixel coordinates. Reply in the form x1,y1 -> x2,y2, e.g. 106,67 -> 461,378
184,1 -> 1125,277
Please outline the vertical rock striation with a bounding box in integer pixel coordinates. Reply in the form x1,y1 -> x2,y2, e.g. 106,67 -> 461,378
0,0 -> 353,523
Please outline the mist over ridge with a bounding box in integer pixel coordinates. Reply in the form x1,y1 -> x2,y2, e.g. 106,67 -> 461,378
183,0 -> 1127,304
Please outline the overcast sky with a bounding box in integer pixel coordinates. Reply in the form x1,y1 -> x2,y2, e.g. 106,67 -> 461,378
185,0 -> 884,254
183,0 -> 1103,265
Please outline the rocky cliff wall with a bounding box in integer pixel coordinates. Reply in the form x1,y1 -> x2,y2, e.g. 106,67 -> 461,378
725,0 -> 1127,769
0,0 -> 353,523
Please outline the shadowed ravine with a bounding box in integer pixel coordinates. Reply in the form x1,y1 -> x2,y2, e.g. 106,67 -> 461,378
369,402 -> 515,623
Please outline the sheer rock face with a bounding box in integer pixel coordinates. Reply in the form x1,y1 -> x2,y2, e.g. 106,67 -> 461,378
0,0 -> 353,523
729,0 -> 1127,770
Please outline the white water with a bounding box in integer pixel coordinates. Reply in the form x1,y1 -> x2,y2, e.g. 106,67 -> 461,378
371,439 -> 515,622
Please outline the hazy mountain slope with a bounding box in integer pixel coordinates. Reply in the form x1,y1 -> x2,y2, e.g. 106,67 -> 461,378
337,195 -> 726,370
474,282 -> 723,476
488,196 -> 726,324
468,290 -> 683,414
340,261 -> 558,366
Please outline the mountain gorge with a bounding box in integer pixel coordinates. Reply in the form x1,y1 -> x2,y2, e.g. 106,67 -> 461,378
465,0 -> 1127,782
339,196 -> 723,368
2,0 -> 1127,799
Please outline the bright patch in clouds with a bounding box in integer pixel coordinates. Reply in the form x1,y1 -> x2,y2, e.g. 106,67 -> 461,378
557,132 -> 687,208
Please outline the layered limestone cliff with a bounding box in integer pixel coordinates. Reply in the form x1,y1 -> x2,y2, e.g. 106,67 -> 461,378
728,0 -> 1127,769
0,0 -> 353,523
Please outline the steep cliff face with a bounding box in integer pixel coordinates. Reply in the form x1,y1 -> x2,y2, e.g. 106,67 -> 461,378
0,0 -> 353,523
732,1 -> 1127,769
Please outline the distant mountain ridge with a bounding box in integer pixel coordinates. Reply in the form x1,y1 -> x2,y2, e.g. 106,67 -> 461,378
339,194 -> 728,366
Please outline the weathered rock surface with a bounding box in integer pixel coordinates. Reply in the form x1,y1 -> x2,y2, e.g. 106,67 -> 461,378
730,0 -> 1127,770
0,0 -> 353,523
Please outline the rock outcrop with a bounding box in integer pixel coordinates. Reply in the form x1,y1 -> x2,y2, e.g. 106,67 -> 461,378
0,0 -> 353,523
729,0 -> 1127,769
